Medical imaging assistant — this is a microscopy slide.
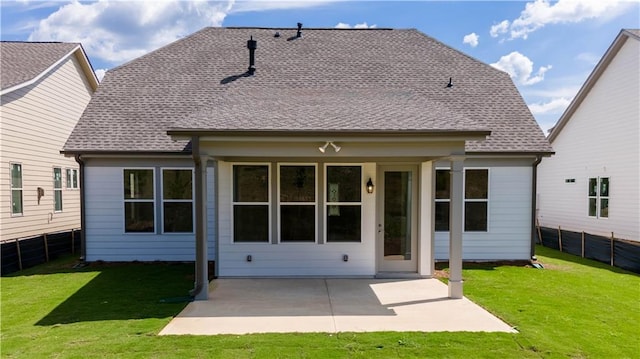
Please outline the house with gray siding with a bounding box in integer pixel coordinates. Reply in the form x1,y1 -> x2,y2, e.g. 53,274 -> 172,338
1,42 -> 98,242
537,29 -> 639,242
62,27 -> 552,299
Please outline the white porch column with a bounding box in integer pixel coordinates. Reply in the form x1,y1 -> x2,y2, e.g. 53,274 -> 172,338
419,161 -> 434,277
448,157 -> 464,298
191,137 -> 209,300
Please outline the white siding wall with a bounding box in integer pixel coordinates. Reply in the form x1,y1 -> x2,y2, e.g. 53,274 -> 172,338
217,161 -> 377,277
537,38 -> 640,241
0,55 -> 93,241
83,158 -> 216,261
435,159 -> 533,260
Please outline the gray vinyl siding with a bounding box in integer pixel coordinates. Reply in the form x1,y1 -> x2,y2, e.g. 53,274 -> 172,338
83,158 -> 216,261
0,55 -> 92,241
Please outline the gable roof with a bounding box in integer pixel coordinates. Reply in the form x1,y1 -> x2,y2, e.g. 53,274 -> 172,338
547,29 -> 640,143
63,27 -> 552,155
0,41 -> 99,95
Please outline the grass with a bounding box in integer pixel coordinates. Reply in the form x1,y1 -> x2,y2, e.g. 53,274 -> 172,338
1,246 -> 638,358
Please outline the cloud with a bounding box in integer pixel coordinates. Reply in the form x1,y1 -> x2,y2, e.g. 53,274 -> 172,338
493,0 -> 629,40
462,32 -> 479,47
491,51 -> 552,86
334,22 -> 377,29
490,20 -> 509,37
576,52 -> 600,65
27,0 -> 235,65
94,68 -> 106,82
528,97 -> 571,115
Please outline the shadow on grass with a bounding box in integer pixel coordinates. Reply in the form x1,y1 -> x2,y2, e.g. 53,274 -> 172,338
535,245 -> 639,277
35,261 -> 194,325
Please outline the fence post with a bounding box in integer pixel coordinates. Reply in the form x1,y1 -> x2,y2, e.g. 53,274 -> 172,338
610,232 -> 615,267
558,226 -> 563,252
15,239 -> 23,271
536,219 -> 543,245
71,229 -> 75,254
43,233 -> 50,262
581,231 -> 585,258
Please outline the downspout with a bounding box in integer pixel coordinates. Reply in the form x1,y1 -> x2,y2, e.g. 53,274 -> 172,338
531,155 -> 543,260
74,154 -> 86,262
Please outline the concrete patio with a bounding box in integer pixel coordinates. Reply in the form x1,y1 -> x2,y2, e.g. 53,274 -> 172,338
159,278 -> 517,335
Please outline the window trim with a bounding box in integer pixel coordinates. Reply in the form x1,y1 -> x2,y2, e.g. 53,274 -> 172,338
277,163 -> 318,244
66,168 -> 79,189
231,162 -> 271,244
160,167 -> 195,234
53,167 -> 63,213
122,167 -> 156,234
10,162 -> 23,217
588,177 -> 609,219
433,167 -> 490,233
323,163 -> 364,244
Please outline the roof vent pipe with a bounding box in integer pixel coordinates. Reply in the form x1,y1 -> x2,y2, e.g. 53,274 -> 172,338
296,22 -> 303,38
247,36 -> 257,75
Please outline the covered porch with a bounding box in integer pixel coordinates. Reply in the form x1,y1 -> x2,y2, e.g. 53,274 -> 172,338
172,131 -> 489,301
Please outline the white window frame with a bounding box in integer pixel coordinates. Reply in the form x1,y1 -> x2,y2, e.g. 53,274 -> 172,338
433,167 -> 490,233
277,163 -> 318,244
53,167 -> 63,213
123,168 -> 156,234
231,162 -> 271,244
434,167 -> 450,232
10,163 -> 23,216
323,163 -> 364,244
161,167 -> 195,234
463,168 -> 490,233
588,177 -> 609,219
66,168 -> 79,189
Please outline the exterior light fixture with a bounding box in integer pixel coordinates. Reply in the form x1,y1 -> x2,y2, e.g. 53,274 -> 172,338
319,141 -> 341,153
366,178 -> 374,194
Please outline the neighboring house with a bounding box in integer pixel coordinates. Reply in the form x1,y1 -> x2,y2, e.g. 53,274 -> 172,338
537,29 -> 640,242
62,27 -> 551,299
0,42 -> 98,242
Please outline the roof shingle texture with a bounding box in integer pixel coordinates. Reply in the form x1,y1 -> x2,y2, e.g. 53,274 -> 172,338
64,27 -> 552,153
1,42 -> 79,91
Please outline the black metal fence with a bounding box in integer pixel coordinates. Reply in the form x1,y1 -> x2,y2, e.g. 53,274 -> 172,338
1,229 -> 81,275
537,226 -> 640,274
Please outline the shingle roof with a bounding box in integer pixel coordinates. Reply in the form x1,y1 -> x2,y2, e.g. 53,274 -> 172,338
1,41 -> 80,91
64,27 -> 552,154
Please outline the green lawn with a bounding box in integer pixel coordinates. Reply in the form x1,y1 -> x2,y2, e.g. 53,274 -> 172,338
1,246 -> 638,358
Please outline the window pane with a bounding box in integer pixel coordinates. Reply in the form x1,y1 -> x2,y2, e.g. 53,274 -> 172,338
12,190 -> 23,214
11,164 -> 22,188
124,170 -> 154,199
326,166 -> 361,203
125,202 -> 154,232
234,205 -> 269,242
435,170 -> 450,199
600,178 -> 609,197
234,165 -> 268,202
465,202 -> 487,231
435,202 -> 450,231
280,166 -> 315,202
54,190 -> 63,211
164,202 -> 193,232
53,168 -> 62,189
600,199 -> 609,218
327,205 -> 361,242
66,169 -> 72,188
163,170 -> 192,200
280,205 -> 315,242
465,169 -> 488,199
588,178 -> 597,197
72,170 -> 78,188
588,198 -> 597,217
